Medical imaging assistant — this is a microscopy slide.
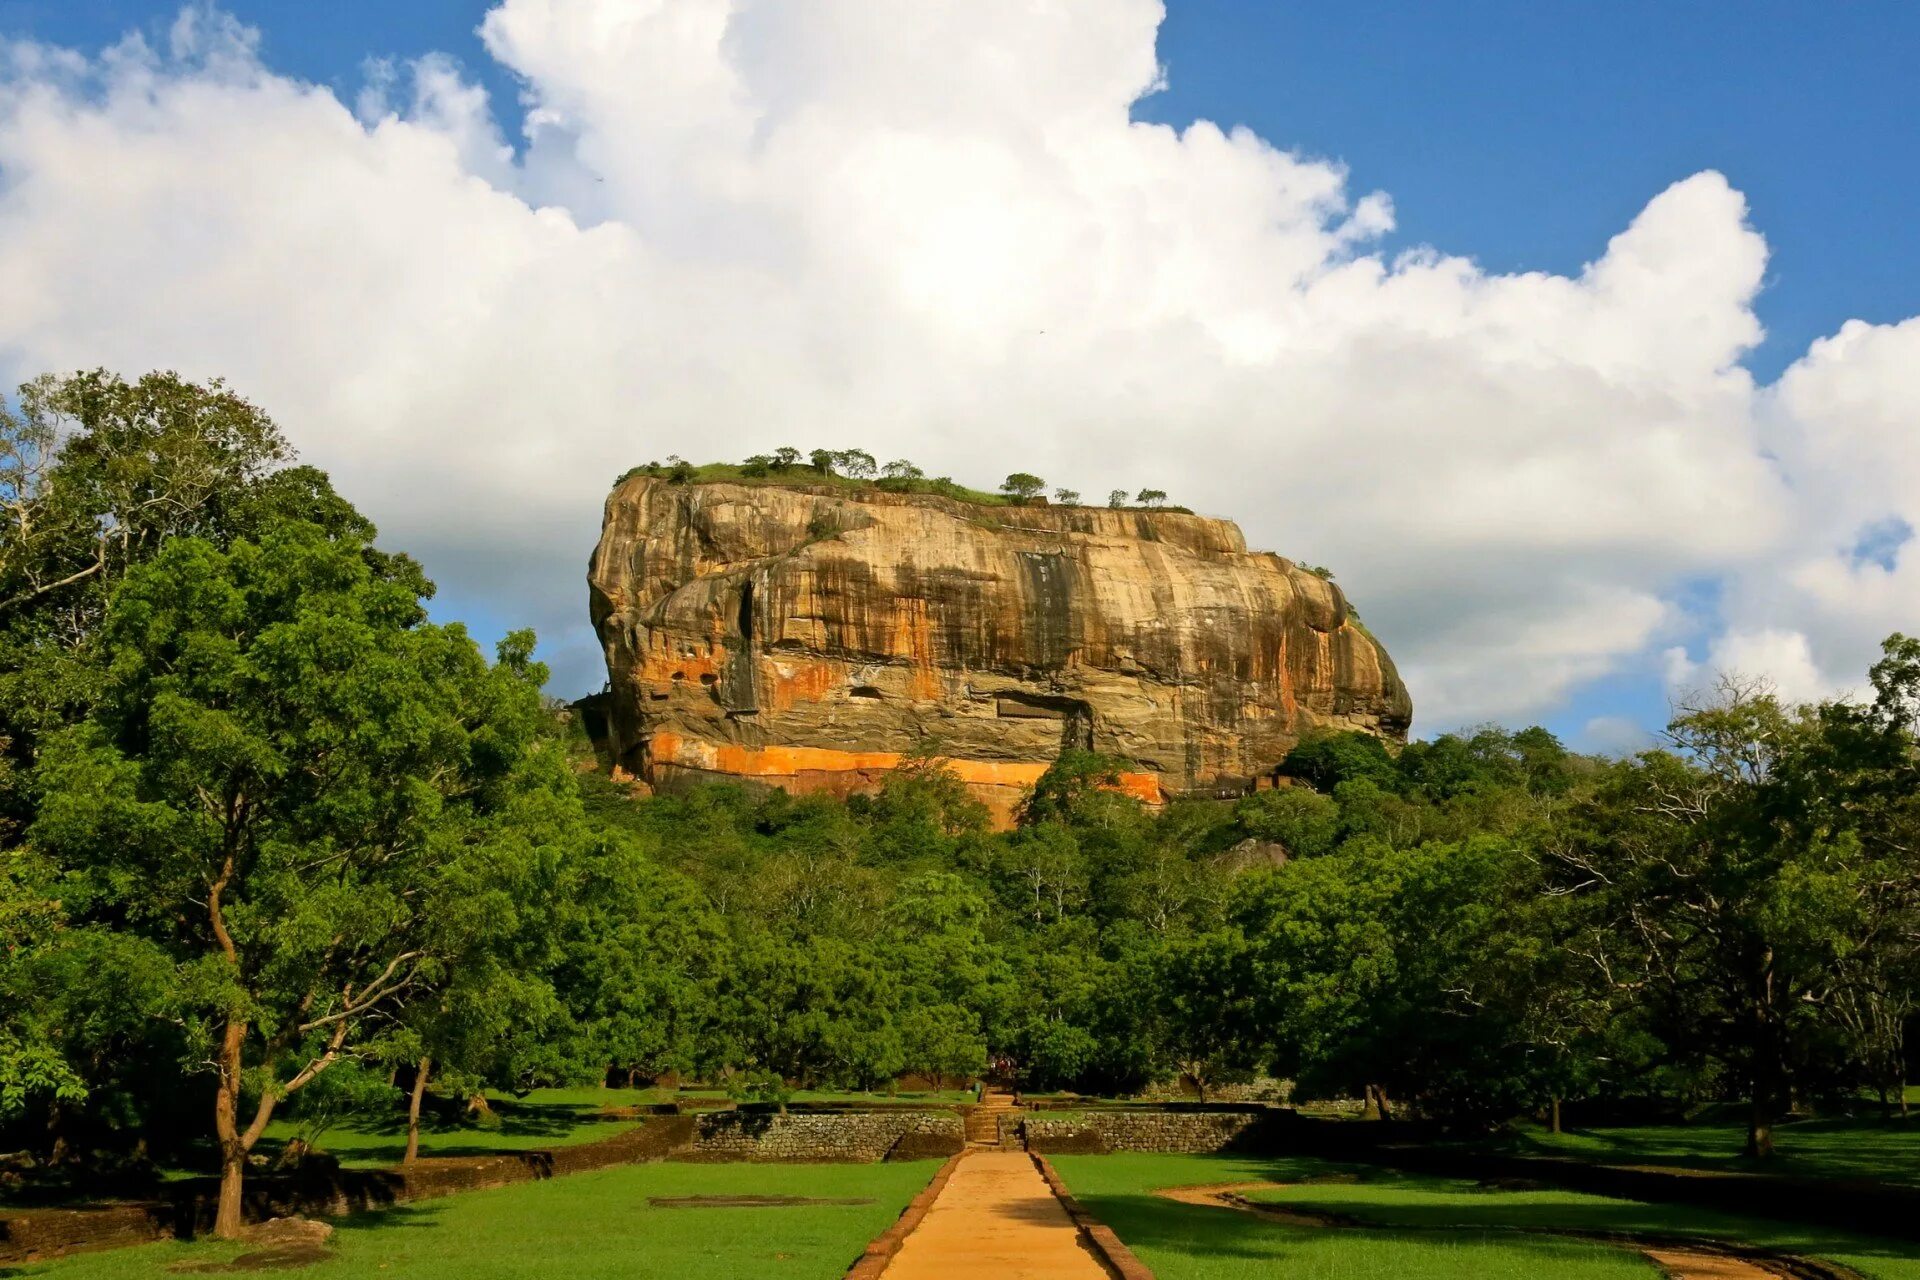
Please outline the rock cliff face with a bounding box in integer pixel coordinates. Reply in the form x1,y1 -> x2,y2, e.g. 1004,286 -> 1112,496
588,477 -> 1410,824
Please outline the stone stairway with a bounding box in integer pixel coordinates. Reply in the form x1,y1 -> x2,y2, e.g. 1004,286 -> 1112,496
965,1088 -> 1023,1149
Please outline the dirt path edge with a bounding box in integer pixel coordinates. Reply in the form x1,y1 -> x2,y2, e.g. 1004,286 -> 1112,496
843,1150 -> 970,1280
1030,1153 -> 1156,1280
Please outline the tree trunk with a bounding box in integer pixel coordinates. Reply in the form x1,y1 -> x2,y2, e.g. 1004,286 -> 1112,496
1550,1096 -> 1562,1134
1369,1084 -> 1394,1122
1745,974 -> 1780,1160
212,1015 -> 250,1239
404,1057 -> 431,1166
1746,1058 -> 1778,1159
216,1141 -> 248,1239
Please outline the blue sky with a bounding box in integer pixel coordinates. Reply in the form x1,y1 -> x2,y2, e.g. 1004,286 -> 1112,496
1,2 -> 1914,747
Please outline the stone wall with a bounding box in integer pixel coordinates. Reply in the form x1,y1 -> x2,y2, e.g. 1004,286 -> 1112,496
1130,1077 -> 1291,1104
1021,1109 -> 1278,1155
686,1110 -> 964,1162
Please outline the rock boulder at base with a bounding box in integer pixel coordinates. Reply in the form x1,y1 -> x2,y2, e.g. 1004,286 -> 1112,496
588,476 -> 1411,825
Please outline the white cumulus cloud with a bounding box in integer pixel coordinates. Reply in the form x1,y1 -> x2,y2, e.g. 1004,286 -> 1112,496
0,0 -> 1914,728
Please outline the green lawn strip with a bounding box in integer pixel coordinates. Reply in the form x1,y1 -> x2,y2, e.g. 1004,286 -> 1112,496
1051,1153 -> 1920,1280
13,1160 -> 942,1280
1494,1117 -> 1920,1187
1239,1166 -> 1920,1279
1049,1154 -> 1651,1280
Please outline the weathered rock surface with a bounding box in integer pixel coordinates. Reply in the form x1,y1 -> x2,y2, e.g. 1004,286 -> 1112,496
588,477 -> 1410,823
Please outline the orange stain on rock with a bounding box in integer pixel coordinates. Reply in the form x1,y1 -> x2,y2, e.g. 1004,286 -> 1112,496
647,732 -> 1162,828
765,658 -> 839,711
892,601 -> 943,701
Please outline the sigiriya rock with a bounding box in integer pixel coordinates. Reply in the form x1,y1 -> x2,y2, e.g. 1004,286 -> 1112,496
588,474 -> 1411,825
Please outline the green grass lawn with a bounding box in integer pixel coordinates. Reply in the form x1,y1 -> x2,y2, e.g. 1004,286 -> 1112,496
1496,1113 -> 1920,1186
266,1088 -> 651,1168
12,1160 -> 938,1280
1050,1153 -> 1920,1280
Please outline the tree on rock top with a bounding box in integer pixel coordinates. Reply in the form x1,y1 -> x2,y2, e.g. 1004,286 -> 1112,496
1000,472 -> 1046,505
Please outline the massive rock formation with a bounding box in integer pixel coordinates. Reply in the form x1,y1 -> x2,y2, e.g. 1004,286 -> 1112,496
588,476 -> 1411,824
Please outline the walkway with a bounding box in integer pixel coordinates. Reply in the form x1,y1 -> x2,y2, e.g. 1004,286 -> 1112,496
879,1151 -> 1110,1279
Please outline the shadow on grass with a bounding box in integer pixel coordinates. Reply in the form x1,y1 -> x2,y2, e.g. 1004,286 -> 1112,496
1507,1113 -> 1920,1187
1071,1191 -> 1645,1271
1239,1184 -> 1920,1274
270,1102 -> 625,1165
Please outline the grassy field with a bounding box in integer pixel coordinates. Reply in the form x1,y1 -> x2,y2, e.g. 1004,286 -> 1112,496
1050,1153 -> 1920,1280
12,1160 -> 938,1280
1498,1114 -> 1920,1186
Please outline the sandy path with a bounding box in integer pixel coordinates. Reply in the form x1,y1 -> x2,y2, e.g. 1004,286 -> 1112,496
880,1151 -> 1110,1279
1153,1181 -> 1807,1280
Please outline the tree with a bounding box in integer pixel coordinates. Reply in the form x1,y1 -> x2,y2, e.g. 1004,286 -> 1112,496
1278,730 -> 1400,793
836,449 -> 877,480
1237,835 -> 1562,1123
1135,489 -> 1167,508
809,449 -> 837,475
1552,678 -> 1879,1157
30,520 -> 556,1234
772,447 -> 801,472
0,372 -> 344,834
1053,489 -> 1080,506
740,454 -> 774,478
1153,929 -> 1259,1100
1108,490 -> 1128,509
1000,473 -> 1047,505
1017,750 -> 1136,827
1234,787 -> 1341,858
882,459 -> 924,481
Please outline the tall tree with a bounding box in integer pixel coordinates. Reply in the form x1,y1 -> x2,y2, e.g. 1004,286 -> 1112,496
30,521 -> 555,1234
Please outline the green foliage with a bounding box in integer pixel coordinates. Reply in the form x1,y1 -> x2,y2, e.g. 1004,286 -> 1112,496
1278,729 -> 1400,792
25,514 -> 569,1220
1135,487 -> 1168,507
1016,749 -> 1138,827
1233,787 -> 1340,857
999,471 -> 1047,504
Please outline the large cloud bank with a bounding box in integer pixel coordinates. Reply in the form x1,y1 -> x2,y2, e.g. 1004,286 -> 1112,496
0,1 -> 1914,730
